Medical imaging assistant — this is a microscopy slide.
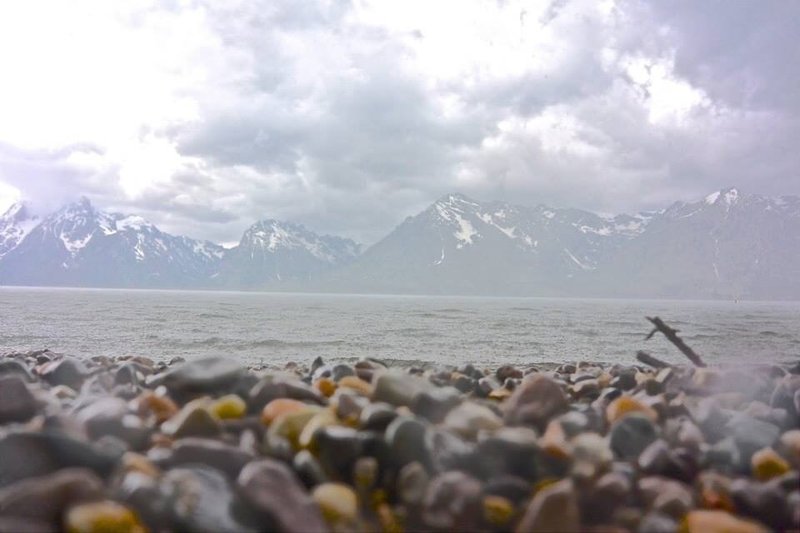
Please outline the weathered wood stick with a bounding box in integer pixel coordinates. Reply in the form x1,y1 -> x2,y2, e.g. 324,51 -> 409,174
645,316 -> 707,368
636,350 -> 671,369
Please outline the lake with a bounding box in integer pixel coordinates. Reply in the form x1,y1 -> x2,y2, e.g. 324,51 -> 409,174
1,287 -> 798,368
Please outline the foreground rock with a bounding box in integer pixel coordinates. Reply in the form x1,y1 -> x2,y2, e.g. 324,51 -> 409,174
0,351 -> 797,531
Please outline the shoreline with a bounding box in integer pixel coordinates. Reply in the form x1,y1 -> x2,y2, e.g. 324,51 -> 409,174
0,350 -> 798,531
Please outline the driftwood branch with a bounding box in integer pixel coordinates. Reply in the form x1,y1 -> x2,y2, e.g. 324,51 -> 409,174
644,316 -> 707,368
636,350 -> 671,369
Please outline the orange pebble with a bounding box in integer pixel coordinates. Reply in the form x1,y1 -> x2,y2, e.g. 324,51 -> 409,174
136,391 -> 178,424
315,378 -> 338,398
606,396 -> 658,424
338,376 -> 373,396
261,398 -> 309,425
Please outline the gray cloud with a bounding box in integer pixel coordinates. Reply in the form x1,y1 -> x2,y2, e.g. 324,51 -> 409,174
1,0 -> 798,246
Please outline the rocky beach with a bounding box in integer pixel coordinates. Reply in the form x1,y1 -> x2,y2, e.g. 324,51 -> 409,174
0,350 -> 799,532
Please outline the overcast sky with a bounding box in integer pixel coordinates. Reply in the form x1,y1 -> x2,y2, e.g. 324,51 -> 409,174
0,0 -> 797,245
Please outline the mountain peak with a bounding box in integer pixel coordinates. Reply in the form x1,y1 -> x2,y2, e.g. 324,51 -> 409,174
704,187 -> 739,206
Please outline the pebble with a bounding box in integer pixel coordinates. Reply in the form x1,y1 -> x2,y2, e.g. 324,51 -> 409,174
0,375 -> 38,424
443,401 -> 503,438
373,370 -> 433,407
751,447 -> 790,480
38,357 -> 88,390
209,394 -> 247,420
606,396 -> 658,424
681,510 -> 768,533
515,479 -> 580,533
155,357 -> 245,397
397,461 -> 429,506
169,437 -> 254,479
422,471 -> 482,531
609,414 -> 659,460
504,374 -> 569,430
238,459 -> 327,533
312,483 -> 358,527
337,375 -> 373,396
161,401 -> 221,438
64,500 -> 145,533
261,398 -> 309,425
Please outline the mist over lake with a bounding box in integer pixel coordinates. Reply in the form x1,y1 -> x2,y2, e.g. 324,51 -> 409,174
2,287 -> 798,367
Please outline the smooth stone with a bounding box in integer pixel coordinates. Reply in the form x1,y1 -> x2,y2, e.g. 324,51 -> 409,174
314,377 -> 337,398
571,378 -> 600,399
238,459 -> 327,533
64,500 -> 145,533
0,468 -> 103,526
606,396 -> 658,424
751,447 -> 790,480
705,436 -> 744,473
169,438 -> 254,479
476,427 -> 539,480
161,402 -> 221,439
153,357 -> 246,396
503,374 -> 569,430
386,416 -> 432,470
0,432 -> 119,488
314,426 -> 363,481
584,472 -> 631,523
571,432 -> 613,479
483,495 -> 515,527
333,390 -> 368,423
609,414 -> 659,460
730,479 -> 789,530
724,413 -> 780,459
210,394 -> 247,420
293,450 -> 329,488
397,461 -> 430,506
638,439 -> 694,482
0,358 -> 34,381
484,475 -> 534,505
412,386 -> 462,423
160,467 -> 257,533
777,429 -> 800,468
331,364 -> 355,382
77,397 -> 150,449
373,370 -> 434,407
422,471 -> 482,530
515,479 -> 580,533
38,358 -> 88,390
681,510 -> 768,533
114,363 -> 140,387
248,375 -> 325,413
337,376 -> 373,396
0,375 -> 37,424
637,511 -> 678,533
639,477 -> 693,520
133,391 -> 178,424
359,402 -> 398,431
297,409 -> 339,450
353,456 -> 379,493
312,483 -> 358,527
443,402 -> 503,438
261,398 -> 309,425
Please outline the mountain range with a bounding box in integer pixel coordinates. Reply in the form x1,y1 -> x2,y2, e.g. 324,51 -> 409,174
1,188 -> 798,299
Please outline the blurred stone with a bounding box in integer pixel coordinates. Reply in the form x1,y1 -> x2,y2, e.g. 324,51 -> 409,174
64,500 -> 145,533
504,374 -> 569,430
516,479 -> 580,533
0,375 -> 37,424
609,414 -> 658,460
422,471 -> 482,531
681,510 -> 767,533
312,483 -> 358,528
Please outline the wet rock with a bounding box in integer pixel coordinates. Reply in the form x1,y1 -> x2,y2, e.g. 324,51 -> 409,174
160,466 -> 257,533
504,374 -> 569,430
0,468 -> 103,526
398,461 -> 429,506
681,510 -> 768,533
293,450 -> 328,489
0,358 -> 34,382
516,479 -> 580,533
422,471 -> 482,531
373,370 -> 433,407
77,397 -> 150,450
359,402 -> 398,431
471,427 -> 537,480
412,386 -> 462,423
0,432 -> 119,487
64,500 -> 145,533
161,401 -> 221,439
153,357 -> 246,398
248,375 -> 324,413
751,447 -> 790,481
314,426 -> 363,481
267,407 -> 322,449
312,483 -> 358,528
0,375 -> 38,424
609,414 -> 658,460
443,401 -> 503,438
238,459 -> 327,533
261,398 -> 309,426
169,438 -> 254,479
38,357 -> 88,390
386,416 -> 432,470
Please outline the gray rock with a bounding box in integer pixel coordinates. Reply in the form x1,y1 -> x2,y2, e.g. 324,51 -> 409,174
412,386 -> 462,423
724,412 -> 781,459
359,402 -> 398,431
38,358 -> 88,390
475,427 -> 539,480
516,478 -> 580,532
443,401 -> 503,438
160,466 -> 258,533
237,460 -> 327,533
397,461 -> 429,506
169,438 -> 255,479
248,375 -> 324,413
422,471 -> 482,530
0,375 -> 38,424
373,370 -> 434,408
76,397 -> 150,449
162,404 -> 221,439
0,359 -> 34,382
609,414 -> 659,460
386,416 -> 432,470
0,468 -> 103,526
503,374 -> 569,430
154,357 -> 246,397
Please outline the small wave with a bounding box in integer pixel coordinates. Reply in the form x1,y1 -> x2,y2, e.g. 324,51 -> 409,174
758,330 -> 790,339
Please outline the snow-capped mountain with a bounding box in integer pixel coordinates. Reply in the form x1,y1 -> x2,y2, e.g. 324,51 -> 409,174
0,202 -> 39,260
0,198 -> 224,288
326,188 -> 800,298
215,219 -> 360,287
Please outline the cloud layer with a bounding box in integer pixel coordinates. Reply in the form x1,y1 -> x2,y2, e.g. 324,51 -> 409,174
0,0 -> 797,244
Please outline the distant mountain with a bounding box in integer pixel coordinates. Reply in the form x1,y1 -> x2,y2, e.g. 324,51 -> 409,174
0,198 -> 224,288
323,189 -> 800,299
215,219 -> 360,288
1,188 -> 798,299
0,202 -> 39,260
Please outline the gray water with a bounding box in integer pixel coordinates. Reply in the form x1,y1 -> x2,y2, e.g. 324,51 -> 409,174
1,287 -> 799,368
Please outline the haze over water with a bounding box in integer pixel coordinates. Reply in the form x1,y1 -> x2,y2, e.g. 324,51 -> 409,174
1,287 -> 798,368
